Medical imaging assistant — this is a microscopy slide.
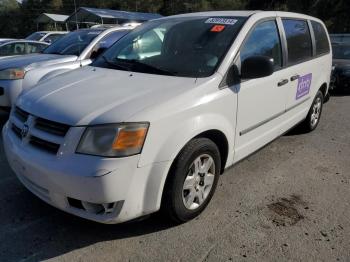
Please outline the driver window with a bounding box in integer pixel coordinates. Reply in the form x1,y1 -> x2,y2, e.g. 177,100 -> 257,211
240,20 -> 282,70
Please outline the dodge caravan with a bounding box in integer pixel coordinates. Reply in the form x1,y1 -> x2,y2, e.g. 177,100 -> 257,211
3,11 -> 332,224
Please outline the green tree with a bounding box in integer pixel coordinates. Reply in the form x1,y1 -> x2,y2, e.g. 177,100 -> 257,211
0,0 -> 19,12
0,0 -> 21,37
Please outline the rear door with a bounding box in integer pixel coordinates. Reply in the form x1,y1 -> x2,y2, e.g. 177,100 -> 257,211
280,18 -> 316,111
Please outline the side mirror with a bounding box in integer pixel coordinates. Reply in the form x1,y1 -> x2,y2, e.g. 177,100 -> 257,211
90,47 -> 106,60
241,55 -> 274,79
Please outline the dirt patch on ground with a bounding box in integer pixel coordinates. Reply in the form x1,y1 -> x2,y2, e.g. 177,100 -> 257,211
267,195 -> 307,226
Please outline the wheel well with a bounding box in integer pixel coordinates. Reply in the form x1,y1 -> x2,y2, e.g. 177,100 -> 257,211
195,130 -> 229,174
160,129 -> 229,208
319,83 -> 328,98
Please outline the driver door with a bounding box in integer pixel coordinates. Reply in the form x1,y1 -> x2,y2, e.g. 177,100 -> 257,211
233,19 -> 290,162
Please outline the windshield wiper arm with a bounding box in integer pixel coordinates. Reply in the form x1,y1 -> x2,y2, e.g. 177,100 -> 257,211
122,59 -> 177,76
101,56 -> 131,71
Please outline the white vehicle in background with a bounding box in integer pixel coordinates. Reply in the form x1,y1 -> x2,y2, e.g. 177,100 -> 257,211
0,40 -> 49,58
0,26 -> 134,111
25,31 -> 68,44
3,11 -> 332,224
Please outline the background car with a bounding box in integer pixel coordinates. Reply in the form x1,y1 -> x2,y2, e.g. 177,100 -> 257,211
0,40 -> 49,58
330,34 -> 350,44
25,31 -> 68,44
0,26 -> 134,111
331,42 -> 350,91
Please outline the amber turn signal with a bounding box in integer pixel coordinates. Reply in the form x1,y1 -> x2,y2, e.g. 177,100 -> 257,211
112,127 -> 148,150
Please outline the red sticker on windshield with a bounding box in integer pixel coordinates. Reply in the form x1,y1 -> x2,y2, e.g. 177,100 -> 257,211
211,25 -> 226,32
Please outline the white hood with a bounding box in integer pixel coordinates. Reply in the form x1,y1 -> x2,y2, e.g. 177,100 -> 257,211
17,66 -> 198,126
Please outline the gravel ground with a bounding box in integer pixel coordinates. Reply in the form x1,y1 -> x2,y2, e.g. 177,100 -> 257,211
0,94 -> 349,262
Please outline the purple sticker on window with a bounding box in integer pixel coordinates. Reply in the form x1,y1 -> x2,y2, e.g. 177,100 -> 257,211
296,73 -> 312,100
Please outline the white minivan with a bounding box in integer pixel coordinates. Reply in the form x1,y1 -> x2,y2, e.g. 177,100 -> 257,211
3,11 -> 332,224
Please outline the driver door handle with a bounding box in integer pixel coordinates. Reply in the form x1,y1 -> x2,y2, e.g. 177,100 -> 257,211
278,79 -> 289,87
290,75 -> 300,81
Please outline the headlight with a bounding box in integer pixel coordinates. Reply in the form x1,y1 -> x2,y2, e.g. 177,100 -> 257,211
0,68 -> 25,80
77,123 -> 149,157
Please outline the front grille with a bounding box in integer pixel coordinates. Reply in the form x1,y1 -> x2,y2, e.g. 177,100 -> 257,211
29,136 -> 60,154
35,117 -> 70,137
14,107 -> 29,122
10,106 -> 71,155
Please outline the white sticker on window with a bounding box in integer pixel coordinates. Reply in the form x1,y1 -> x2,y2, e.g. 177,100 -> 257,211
205,18 -> 238,25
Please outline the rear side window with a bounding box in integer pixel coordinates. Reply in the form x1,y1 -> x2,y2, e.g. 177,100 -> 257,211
311,21 -> 330,55
240,20 -> 282,70
282,19 -> 312,65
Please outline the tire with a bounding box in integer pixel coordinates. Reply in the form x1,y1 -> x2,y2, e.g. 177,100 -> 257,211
300,90 -> 324,132
162,138 -> 221,223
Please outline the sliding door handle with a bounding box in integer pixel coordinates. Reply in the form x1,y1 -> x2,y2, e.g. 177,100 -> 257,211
290,75 -> 300,81
278,79 -> 289,87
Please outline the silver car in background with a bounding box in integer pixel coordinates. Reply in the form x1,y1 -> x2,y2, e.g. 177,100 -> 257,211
0,40 -> 49,58
0,26 -> 133,111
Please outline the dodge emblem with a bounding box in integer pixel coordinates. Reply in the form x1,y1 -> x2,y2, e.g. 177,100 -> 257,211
21,123 -> 29,139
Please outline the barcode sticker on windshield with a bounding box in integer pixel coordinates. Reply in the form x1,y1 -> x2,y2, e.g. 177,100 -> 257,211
205,18 -> 238,25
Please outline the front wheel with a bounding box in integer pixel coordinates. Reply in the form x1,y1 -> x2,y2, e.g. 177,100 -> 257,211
300,90 -> 324,132
162,138 -> 221,223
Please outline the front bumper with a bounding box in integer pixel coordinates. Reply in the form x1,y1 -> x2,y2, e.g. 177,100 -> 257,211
2,121 -> 170,224
0,79 -> 23,107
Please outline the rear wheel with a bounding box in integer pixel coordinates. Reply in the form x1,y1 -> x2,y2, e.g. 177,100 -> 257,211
162,138 -> 221,223
300,90 -> 324,132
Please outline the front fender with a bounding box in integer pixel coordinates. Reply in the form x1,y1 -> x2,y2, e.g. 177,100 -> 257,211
143,113 -> 235,167
138,87 -> 237,168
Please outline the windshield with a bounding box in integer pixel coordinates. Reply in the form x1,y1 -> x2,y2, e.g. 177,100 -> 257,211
332,44 -> 350,59
26,32 -> 46,41
43,30 -> 103,56
93,17 -> 246,77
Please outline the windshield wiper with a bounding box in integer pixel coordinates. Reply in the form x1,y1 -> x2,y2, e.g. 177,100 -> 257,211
120,59 -> 177,76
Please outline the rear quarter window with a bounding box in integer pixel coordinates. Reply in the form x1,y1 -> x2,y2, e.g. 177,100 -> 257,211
311,21 -> 330,55
282,19 -> 313,65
